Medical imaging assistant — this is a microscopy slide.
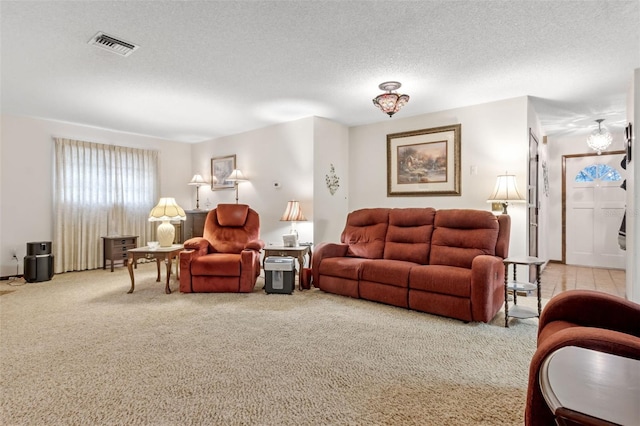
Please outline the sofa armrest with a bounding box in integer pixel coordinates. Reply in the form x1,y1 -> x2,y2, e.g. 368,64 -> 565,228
183,237 -> 210,256
244,239 -> 265,252
524,327 -> 640,426
539,290 -> 640,340
470,255 -> 505,322
311,242 -> 349,286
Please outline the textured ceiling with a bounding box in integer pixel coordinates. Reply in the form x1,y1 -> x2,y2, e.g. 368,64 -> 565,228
1,1 -> 639,143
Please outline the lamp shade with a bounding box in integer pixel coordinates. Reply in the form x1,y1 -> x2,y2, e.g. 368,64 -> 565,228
487,174 -> 525,214
226,169 -> 247,182
188,174 -> 208,186
148,197 -> 186,222
280,200 -> 307,222
487,174 -> 525,202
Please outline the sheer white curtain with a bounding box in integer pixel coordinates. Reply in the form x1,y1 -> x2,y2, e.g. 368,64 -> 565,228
53,138 -> 159,273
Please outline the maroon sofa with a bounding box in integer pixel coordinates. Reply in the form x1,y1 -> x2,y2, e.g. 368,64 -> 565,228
312,208 -> 510,322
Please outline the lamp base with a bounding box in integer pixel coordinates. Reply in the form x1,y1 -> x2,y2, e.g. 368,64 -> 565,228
157,221 -> 175,247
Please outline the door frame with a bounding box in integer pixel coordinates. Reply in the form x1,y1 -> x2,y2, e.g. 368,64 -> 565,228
562,150 -> 625,264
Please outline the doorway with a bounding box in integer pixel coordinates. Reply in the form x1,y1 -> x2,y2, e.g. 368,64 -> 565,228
562,151 -> 626,269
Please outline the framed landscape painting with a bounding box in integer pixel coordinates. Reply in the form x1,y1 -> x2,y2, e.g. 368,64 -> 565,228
211,154 -> 236,190
387,124 -> 461,196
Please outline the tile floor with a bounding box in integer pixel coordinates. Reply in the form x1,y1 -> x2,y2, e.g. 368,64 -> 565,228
540,262 -> 626,299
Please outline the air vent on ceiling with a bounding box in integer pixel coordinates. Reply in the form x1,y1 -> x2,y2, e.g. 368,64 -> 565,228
88,32 -> 139,57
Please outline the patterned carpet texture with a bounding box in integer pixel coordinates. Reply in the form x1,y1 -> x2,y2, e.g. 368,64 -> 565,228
1,264 -> 540,425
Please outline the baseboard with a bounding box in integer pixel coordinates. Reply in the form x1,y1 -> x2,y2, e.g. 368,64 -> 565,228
1,275 -> 23,281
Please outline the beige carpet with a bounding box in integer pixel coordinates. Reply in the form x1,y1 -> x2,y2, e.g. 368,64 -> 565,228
0,264 -> 542,425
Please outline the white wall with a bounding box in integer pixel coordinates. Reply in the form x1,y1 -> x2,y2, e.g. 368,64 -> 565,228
189,117 -> 315,248
628,69 -> 639,302
313,117 -> 349,243
0,115 -> 191,277
545,132 -> 626,263
348,97 -> 530,259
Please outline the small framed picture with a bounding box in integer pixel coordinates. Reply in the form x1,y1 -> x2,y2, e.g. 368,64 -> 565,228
211,154 -> 236,190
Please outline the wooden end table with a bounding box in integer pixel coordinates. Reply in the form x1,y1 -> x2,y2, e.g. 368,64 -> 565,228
503,256 -> 545,327
262,245 -> 312,290
126,244 -> 183,294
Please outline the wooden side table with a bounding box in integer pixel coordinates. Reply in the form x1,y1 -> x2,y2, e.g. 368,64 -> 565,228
126,244 -> 183,294
540,346 -> 640,425
102,235 -> 138,272
503,256 -> 545,327
263,245 -> 312,290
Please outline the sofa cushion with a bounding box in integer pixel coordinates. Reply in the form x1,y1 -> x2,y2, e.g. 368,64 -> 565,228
430,209 -> 499,269
360,259 -> 415,288
341,208 -> 389,259
409,265 -> 472,298
318,257 -> 371,280
191,253 -> 241,277
383,208 -> 435,264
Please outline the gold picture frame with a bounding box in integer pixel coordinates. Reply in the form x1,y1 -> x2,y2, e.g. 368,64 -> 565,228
387,124 -> 461,196
211,154 -> 236,190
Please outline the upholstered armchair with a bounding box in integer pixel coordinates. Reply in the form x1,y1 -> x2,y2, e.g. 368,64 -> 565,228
525,290 -> 640,426
179,204 -> 265,293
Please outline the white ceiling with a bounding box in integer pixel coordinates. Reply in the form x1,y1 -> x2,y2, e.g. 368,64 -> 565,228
1,1 -> 639,143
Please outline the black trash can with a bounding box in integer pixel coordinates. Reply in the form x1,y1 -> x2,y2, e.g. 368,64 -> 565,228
24,241 -> 54,283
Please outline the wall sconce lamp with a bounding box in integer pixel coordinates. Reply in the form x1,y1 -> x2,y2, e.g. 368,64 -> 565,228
188,174 -> 209,210
225,169 -> 248,204
487,173 -> 526,214
148,197 -> 186,247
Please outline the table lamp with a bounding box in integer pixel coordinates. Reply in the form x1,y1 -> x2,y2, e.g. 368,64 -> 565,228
280,200 -> 307,239
225,169 -> 248,204
148,197 -> 186,247
188,173 -> 209,210
487,172 -> 526,214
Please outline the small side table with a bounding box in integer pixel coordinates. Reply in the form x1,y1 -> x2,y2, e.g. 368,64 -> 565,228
263,245 -> 312,290
102,235 -> 138,272
540,346 -> 640,425
503,256 -> 545,328
126,244 -> 183,294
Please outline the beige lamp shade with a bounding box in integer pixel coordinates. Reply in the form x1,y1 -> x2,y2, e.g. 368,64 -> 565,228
487,174 -> 525,214
188,174 -> 208,186
280,200 -> 307,237
225,169 -> 247,182
148,197 -> 186,247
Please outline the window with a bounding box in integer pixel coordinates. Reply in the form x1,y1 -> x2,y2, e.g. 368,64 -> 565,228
574,164 -> 621,183
53,138 -> 159,272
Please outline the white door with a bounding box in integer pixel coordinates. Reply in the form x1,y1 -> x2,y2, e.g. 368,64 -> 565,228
565,154 -> 625,269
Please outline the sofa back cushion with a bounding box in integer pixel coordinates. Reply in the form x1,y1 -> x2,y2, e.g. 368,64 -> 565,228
383,208 -> 436,264
341,208 -> 390,259
430,209 -> 499,269
203,204 -> 261,254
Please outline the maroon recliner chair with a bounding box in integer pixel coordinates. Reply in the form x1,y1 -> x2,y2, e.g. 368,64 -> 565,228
525,290 -> 640,425
179,204 -> 265,293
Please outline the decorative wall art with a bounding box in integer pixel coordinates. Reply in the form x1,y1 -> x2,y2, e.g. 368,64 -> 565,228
325,163 -> 340,195
211,154 -> 236,190
387,124 -> 461,196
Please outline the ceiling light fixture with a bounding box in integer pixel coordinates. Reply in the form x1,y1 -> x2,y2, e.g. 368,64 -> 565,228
372,81 -> 410,117
586,119 -> 613,155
